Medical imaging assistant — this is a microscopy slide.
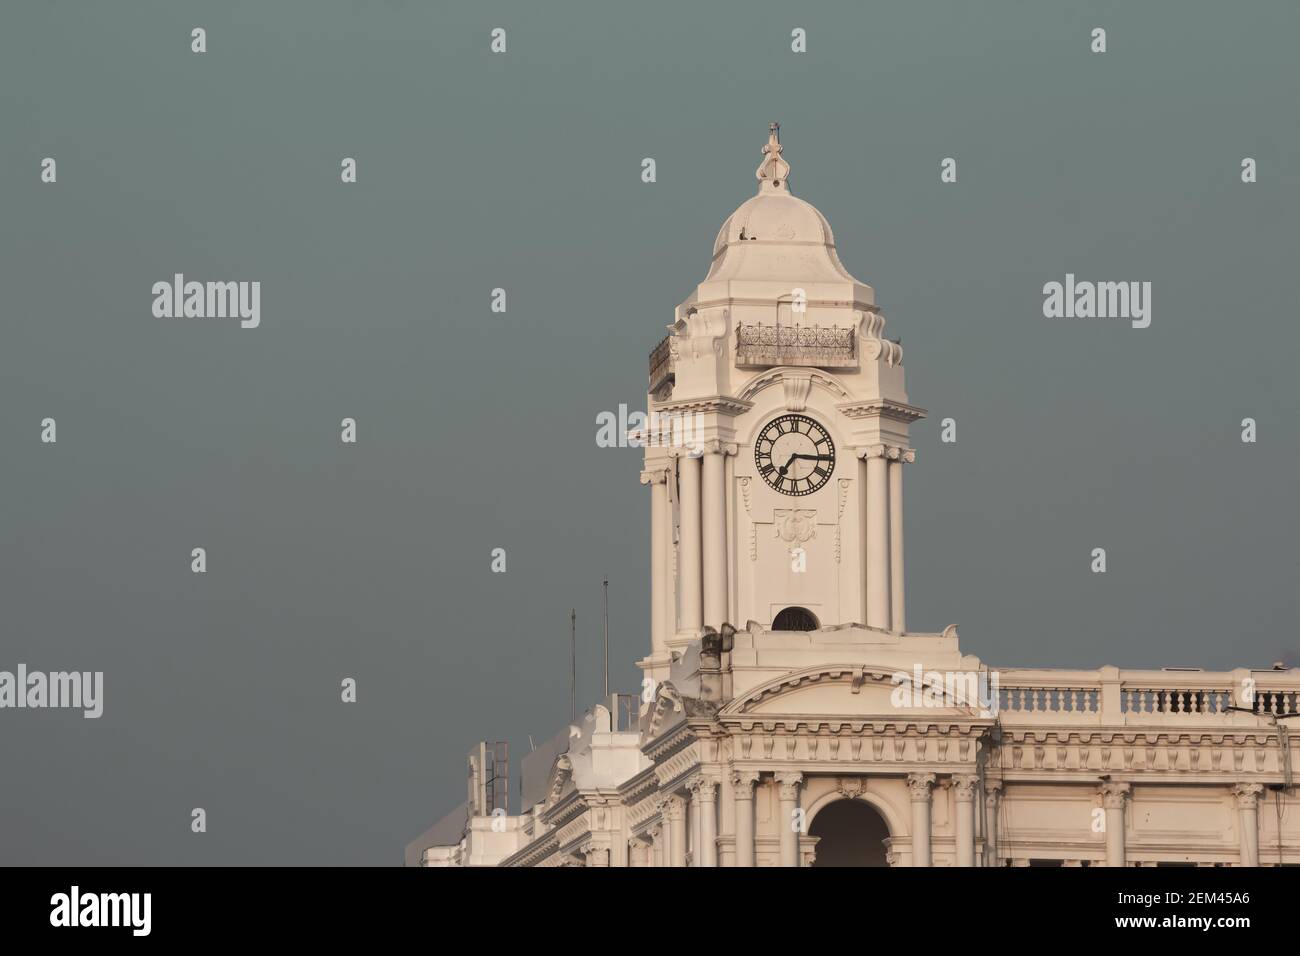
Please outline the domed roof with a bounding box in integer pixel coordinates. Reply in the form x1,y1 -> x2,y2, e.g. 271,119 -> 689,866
704,124 -> 860,285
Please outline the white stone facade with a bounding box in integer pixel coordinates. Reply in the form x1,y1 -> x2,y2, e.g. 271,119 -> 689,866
408,126 -> 1300,868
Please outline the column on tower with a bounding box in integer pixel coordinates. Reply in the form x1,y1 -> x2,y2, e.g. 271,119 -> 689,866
698,778 -> 718,867
642,466 -> 671,660
731,770 -> 760,867
677,452 -> 704,635
908,773 -> 936,866
775,772 -> 804,867
953,774 -> 978,867
1100,782 -> 1131,867
864,446 -> 891,630
984,779 -> 1003,867
665,795 -> 687,867
689,783 -> 702,867
888,448 -> 913,633
1233,783 -> 1263,867
702,441 -> 730,629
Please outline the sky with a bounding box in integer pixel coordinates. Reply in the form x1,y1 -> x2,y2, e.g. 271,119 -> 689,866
0,0 -> 1296,864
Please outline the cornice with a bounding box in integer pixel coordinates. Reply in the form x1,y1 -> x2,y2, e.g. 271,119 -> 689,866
836,398 -> 927,423
642,718 -> 696,762
652,395 -> 754,417
990,728 -> 1293,775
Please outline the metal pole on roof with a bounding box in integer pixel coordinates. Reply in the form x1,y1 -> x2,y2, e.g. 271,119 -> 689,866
603,576 -> 610,702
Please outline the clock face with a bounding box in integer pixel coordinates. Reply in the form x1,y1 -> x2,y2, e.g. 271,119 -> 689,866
754,414 -> 835,496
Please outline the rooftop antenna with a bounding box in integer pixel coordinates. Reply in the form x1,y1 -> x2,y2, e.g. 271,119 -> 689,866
570,608 -> 577,722
602,576 -> 610,701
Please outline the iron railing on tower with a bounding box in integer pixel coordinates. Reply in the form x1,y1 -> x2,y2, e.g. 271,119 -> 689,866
648,335 -> 674,392
734,322 -> 856,369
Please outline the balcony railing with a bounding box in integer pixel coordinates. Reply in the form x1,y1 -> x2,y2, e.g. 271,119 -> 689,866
993,668 -> 1300,724
735,322 -> 856,369
648,335 -> 674,392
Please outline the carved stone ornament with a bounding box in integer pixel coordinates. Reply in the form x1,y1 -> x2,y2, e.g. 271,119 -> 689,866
836,777 -> 865,800
782,374 -> 813,412
773,509 -> 817,544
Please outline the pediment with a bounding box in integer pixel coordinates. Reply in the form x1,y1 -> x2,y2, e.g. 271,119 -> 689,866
718,664 -> 991,720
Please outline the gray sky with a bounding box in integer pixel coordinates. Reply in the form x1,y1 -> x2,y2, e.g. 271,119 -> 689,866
1,0 -> 1296,864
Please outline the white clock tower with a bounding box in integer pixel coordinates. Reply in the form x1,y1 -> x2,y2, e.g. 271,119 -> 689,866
412,124 -> 1300,870
640,124 -> 925,681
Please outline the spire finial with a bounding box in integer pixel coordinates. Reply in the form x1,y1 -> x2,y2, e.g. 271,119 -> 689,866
756,121 -> 790,192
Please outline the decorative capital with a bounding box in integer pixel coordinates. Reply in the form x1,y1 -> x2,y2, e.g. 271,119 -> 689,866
984,778 -> 1004,797
952,774 -> 979,801
775,771 -> 804,800
907,772 -> 937,801
662,795 -> 686,821
731,769 -> 762,792
703,439 -> 738,457
639,467 -> 670,485
1100,781 -> 1131,809
689,777 -> 718,801
1232,782 -> 1264,808
856,443 -> 915,462
755,121 -> 791,192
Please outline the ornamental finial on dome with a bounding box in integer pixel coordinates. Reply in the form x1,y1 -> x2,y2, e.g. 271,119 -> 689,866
756,121 -> 791,192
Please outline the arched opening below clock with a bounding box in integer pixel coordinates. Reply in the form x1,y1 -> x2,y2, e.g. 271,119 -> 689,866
772,606 -> 819,631
809,799 -> 890,867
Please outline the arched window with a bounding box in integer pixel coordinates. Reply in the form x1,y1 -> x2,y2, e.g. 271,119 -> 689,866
772,606 -> 819,631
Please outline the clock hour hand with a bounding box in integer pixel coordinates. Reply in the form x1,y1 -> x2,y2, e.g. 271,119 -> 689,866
778,453 -> 831,476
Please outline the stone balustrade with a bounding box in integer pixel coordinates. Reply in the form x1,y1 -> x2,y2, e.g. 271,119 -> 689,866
994,667 -> 1300,725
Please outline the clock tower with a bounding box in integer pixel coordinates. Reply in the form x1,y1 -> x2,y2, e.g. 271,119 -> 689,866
640,124 -> 924,680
